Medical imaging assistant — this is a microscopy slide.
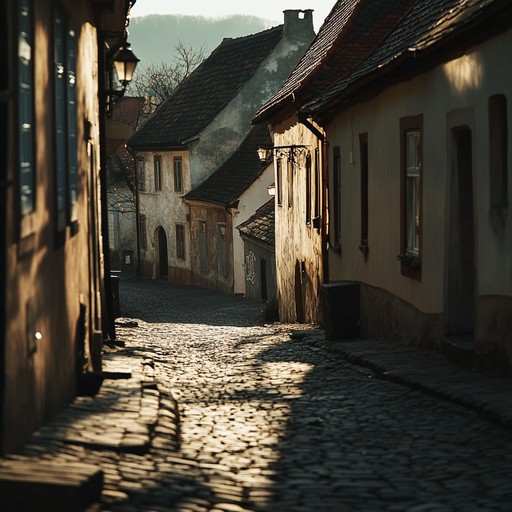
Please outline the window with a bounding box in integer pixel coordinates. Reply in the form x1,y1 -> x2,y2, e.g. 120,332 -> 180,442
176,223 -> 185,260
489,94 -> 508,209
218,224 -> 228,277
173,157 -> 183,193
198,220 -> 208,272
139,213 -> 147,250
314,148 -> 321,219
333,146 -> 342,247
19,0 -> 35,216
359,133 -> 369,259
54,6 -> 78,228
154,155 -> 161,191
287,158 -> 293,207
400,115 -> 423,278
137,158 -> 145,192
305,153 -> 312,224
276,159 -> 282,206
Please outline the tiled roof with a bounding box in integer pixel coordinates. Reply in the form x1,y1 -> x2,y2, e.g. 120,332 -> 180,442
128,26 -> 284,150
254,0 -> 417,123
305,0 -> 512,116
184,123 -> 272,207
108,97 -> 145,187
236,198 -> 275,248
111,96 -> 145,128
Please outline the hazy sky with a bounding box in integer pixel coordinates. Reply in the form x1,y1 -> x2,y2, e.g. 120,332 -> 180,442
130,0 -> 335,31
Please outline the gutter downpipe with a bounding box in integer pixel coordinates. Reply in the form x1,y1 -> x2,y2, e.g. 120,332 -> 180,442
297,111 -> 329,284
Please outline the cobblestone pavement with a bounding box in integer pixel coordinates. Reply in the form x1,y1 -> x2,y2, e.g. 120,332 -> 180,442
4,277 -> 512,511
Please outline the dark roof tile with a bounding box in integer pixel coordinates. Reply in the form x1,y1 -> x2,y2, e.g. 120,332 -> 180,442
128,26 -> 283,149
306,0 -> 512,115
236,198 -> 275,247
254,0 -> 417,123
184,123 -> 272,206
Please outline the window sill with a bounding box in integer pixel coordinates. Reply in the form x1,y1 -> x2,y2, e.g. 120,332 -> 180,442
398,253 -> 421,280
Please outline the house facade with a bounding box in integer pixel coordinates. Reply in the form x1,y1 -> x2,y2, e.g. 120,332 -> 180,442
184,124 -> 274,293
0,0 -> 131,452
128,10 -> 315,294
237,198 -> 277,303
258,0 -> 512,372
307,0 -> 512,371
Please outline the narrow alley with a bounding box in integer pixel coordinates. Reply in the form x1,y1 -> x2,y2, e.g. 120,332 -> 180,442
117,278 -> 512,511
4,277 -> 512,511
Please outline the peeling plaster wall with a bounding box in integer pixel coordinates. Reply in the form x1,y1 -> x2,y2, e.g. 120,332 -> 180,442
189,11 -> 315,189
273,119 -> 324,324
138,150 -> 191,281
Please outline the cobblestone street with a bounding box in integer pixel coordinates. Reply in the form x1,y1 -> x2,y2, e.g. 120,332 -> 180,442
4,277 -> 512,511
115,278 -> 512,512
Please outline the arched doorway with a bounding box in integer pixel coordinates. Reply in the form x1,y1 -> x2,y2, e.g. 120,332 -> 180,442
155,227 -> 168,278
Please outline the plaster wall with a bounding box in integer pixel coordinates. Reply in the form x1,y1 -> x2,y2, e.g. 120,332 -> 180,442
273,119 -> 324,323
328,29 -> 512,307
326,29 -> 512,351
3,0 -> 104,451
189,11 -> 315,189
232,164 -> 274,295
137,150 -> 191,281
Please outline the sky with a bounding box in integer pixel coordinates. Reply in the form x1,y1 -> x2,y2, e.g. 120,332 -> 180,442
130,0 -> 335,31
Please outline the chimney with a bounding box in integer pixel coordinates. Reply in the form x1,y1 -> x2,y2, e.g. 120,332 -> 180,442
283,9 -> 315,41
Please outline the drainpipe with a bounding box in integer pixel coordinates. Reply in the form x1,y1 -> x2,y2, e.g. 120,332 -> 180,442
297,112 -> 329,284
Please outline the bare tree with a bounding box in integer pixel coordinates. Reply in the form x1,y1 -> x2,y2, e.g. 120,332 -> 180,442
128,41 -> 206,112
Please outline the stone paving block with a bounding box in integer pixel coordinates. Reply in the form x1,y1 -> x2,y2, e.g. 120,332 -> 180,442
0,460 -> 103,511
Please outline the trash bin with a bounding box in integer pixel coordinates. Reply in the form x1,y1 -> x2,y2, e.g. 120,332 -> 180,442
319,281 -> 360,340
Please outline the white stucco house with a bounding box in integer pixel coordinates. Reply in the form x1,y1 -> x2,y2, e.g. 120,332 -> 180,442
127,10 -> 315,293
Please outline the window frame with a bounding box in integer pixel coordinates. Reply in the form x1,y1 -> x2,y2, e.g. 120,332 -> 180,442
173,156 -> 183,193
399,115 -> 423,280
139,213 -> 147,251
276,158 -> 283,206
154,155 -> 161,191
18,0 -> 36,221
218,223 -> 228,278
175,223 -> 185,260
198,220 -> 208,273
489,94 -> 508,210
53,5 -> 78,232
287,158 -> 293,208
332,146 -> 342,250
305,153 -> 312,225
137,157 -> 145,192
359,133 -> 369,260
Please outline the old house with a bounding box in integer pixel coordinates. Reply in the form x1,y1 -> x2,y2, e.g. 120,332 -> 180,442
305,0 -> 512,371
0,0 -> 133,452
107,96 -> 145,273
237,198 -> 277,303
253,0 -> 407,323
259,0 -> 512,372
127,10 -> 315,293
183,124 -> 273,293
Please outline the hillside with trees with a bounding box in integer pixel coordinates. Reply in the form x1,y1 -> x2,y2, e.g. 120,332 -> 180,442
128,14 -> 277,65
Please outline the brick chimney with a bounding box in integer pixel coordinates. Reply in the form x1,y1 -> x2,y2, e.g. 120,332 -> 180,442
283,9 -> 315,41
